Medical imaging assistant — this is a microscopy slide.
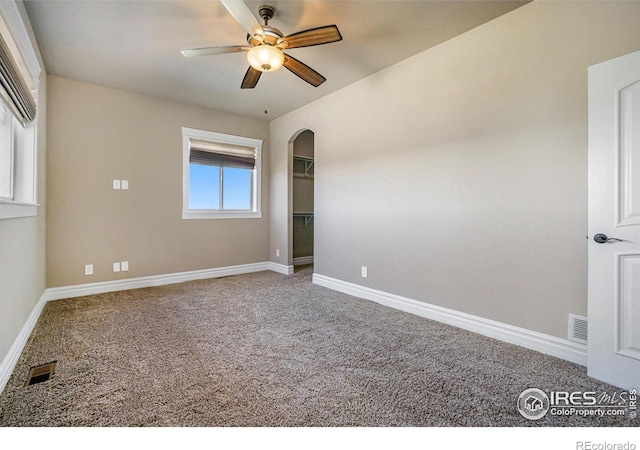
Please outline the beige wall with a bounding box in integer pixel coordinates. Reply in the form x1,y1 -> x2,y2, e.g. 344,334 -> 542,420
270,1 -> 640,339
0,6 -> 47,365
47,76 -> 269,287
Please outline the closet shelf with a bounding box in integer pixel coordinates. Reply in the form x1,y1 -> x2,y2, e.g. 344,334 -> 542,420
293,212 -> 314,227
293,155 -> 314,177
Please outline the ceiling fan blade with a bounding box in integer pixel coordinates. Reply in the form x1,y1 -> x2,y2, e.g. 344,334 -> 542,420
181,46 -> 249,57
283,54 -> 326,87
220,0 -> 263,39
241,66 -> 262,89
278,25 -> 342,49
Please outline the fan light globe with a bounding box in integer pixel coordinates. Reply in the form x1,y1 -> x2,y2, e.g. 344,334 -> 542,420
247,45 -> 284,72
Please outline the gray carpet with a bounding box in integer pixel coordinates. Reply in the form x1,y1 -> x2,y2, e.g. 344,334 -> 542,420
0,267 -> 633,426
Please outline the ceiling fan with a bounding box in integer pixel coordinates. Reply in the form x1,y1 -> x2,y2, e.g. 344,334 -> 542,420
182,0 -> 342,89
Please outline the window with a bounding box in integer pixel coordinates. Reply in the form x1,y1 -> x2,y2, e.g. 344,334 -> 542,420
182,127 -> 263,219
0,101 -> 37,219
0,1 -> 42,220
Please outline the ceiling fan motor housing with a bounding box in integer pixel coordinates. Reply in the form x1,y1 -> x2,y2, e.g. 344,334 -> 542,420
247,25 -> 283,47
248,5 -> 282,47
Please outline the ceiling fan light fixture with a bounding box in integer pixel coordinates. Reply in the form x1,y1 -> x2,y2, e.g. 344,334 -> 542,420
247,45 -> 284,72
184,2 -> 341,89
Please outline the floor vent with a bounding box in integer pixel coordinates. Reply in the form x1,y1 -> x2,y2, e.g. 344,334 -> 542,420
25,361 -> 56,386
568,314 -> 588,345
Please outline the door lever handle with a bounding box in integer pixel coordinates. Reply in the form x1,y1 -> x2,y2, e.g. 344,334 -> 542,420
594,233 -> 624,244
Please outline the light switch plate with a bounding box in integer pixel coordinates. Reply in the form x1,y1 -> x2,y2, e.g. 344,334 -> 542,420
85,264 -> 93,275
121,180 -> 129,190
121,261 -> 129,271
113,179 -> 121,190
113,262 -> 121,272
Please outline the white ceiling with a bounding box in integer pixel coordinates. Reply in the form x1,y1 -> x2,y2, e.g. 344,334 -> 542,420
24,0 -> 528,120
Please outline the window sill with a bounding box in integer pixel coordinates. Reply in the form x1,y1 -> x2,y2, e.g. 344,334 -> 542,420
182,211 -> 262,220
0,200 -> 38,219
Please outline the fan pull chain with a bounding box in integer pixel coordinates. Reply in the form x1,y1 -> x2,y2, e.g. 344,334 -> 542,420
264,77 -> 268,116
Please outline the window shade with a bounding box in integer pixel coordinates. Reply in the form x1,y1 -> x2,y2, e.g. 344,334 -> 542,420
0,33 -> 36,124
189,138 -> 256,170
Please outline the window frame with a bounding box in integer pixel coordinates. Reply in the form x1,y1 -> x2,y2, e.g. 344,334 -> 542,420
0,101 -> 15,201
0,95 -> 38,220
182,127 -> 263,220
0,1 -> 41,220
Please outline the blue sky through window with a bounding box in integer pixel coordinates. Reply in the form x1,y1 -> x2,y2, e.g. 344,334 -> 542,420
189,163 -> 219,209
189,163 -> 251,210
223,167 -> 251,210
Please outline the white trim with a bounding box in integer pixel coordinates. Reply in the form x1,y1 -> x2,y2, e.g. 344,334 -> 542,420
0,201 -> 37,219
312,274 -> 587,366
293,256 -> 314,266
269,262 -> 294,275
181,128 -> 263,148
182,211 -> 262,220
0,291 -> 47,394
44,262 -> 272,301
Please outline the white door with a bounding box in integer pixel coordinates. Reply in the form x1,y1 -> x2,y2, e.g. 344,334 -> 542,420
588,50 -> 640,390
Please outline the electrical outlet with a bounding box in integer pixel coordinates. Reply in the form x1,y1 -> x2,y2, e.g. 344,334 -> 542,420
84,264 -> 93,275
276,249 -> 280,257
113,262 -> 121,272
113,179 -> 121,190
121,180 -> 129,190
361,266 -> 368,278
121,261 -> 129,271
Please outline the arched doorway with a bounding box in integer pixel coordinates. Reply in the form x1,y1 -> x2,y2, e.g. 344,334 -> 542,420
292,130 -> 314,270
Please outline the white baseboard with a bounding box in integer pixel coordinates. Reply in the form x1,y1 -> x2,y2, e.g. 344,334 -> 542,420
293,256 -> 314,266
269,262 -> 294,275
44,262 -> 272,301
312,274 -> 587,366
0,292 -> 47,394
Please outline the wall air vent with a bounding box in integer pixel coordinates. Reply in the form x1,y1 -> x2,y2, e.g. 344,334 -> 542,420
568,314 -> 588,345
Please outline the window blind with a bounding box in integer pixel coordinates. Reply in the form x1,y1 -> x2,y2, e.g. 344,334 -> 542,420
0,33 -> 36,124
189,138 -> 256,170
